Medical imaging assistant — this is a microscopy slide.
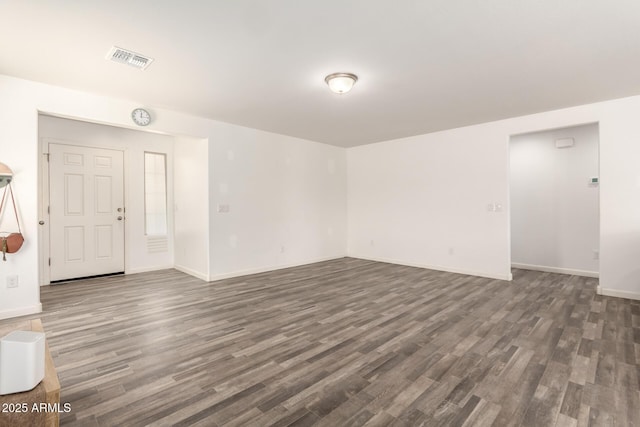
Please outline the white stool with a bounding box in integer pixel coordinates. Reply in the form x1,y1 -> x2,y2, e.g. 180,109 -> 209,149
0,330 -> 45,395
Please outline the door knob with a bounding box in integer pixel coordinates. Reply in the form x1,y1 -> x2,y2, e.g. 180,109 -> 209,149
117,216 -> 123,221
39,220 -> 45,225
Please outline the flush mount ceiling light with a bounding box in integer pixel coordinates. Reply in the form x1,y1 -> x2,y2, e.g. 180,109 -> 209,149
325,73 -> 358,94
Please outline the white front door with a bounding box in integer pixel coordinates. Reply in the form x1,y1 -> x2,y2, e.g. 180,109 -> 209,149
49,143 -> 125,281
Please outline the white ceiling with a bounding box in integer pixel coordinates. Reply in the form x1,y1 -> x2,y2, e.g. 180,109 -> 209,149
1,1 -> 639,147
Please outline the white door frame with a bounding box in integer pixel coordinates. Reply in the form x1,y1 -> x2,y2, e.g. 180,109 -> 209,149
39,137 -> 130,285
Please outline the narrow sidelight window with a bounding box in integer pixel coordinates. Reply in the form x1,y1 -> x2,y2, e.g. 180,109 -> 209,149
144,152 -> 167,236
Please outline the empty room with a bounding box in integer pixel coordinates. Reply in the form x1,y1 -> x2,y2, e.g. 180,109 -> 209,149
0,1 -> 639,426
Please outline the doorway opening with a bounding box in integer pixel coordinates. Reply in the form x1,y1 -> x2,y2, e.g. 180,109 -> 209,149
38,114 -> 175,285
509,123 -> 600,277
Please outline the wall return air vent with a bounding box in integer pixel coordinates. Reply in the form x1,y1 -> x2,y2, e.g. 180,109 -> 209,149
106,46 -> 154,70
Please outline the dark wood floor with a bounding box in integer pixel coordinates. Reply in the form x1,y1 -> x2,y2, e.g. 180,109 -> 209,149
4,258 -> 640,426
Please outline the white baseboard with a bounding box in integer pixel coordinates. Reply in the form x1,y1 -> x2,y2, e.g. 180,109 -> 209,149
208,255 -> 347,282
126,265 -> 174,275
597,286 -> 640,301
511,263 -> 598,278
0,303 -> 43,321
349,255 -> 512,281
174,264 -> 209,281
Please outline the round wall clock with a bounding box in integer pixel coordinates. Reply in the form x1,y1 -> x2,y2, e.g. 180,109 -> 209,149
131,108 -> 151,126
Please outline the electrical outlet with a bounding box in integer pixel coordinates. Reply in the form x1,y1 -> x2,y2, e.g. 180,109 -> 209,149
6,275 -> 18,288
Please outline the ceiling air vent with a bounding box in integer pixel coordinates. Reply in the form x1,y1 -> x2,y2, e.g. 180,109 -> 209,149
106,46 -> 154,70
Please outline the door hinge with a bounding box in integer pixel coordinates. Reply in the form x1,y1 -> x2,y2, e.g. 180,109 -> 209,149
44,153 -> 50,162
47,206 -> 50,214
48,258 -> 51,266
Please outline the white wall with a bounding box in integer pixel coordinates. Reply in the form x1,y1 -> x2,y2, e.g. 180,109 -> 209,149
209,126 -> 347,279
348,95 -> 640,300
174,136 -> 209,280
0,77 -> 40,319
3,72 -> 640,320
510,124 -> 599,276
0,74 -> 348,319
38,115 -> 175,276
348,125 -> 511,280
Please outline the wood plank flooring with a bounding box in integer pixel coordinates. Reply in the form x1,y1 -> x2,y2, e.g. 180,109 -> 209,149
2,258 -> 639,426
